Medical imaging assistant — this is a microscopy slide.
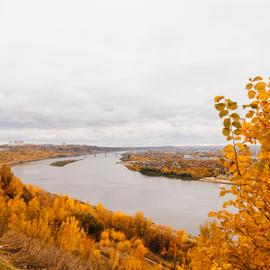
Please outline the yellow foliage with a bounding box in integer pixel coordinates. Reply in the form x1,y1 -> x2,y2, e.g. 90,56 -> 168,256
57,216 -> 86,253
0,191 -> 8,233
117,240 -> 131,252
109,249 -> 120,269
190,76 -> 270,269
120,255 -> 143,270
111,229 -> 126,241
100,230 -> 111,246
7,196 -> 27,232
133,239 -> 148,257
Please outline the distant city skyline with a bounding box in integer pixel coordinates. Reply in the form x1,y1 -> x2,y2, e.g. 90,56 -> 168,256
1,1 -> 269,146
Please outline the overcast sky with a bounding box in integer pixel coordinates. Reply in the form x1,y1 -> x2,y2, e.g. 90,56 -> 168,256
0,1 -> 269,146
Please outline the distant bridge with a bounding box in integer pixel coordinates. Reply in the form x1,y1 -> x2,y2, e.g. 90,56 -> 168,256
93,152 -> 121,158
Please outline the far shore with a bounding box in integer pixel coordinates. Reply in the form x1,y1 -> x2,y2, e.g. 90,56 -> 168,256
121,161 -> 232,185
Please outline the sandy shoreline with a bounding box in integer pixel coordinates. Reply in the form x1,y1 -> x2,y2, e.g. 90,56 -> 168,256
199,177 -> 232,185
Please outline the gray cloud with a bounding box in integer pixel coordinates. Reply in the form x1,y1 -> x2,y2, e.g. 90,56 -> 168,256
0,0 -> 269,146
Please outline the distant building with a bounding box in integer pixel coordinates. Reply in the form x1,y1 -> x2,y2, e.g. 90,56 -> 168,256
9,140 -> 24,146
15,140 -> 24,146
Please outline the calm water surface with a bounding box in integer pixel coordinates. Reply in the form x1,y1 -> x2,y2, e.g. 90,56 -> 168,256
12,154 -> 225,234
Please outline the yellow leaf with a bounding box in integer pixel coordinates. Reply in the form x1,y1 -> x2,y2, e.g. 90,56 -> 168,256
224,144 -> 234,152
232,121 -> 241,128
248,90 -> 256,99
223,118 -> 231,128
245,83 -> 253,90
250,101 -> 258,109
251,117 -> 259,124
223,128 -> 231,136
214,96 -> 224,103
231,113 -> 240,120
234,129 -> 241,135
226,152 -> 235,160
220,190 -> 226,197
254,82 -> 266,91
227,102 -> 238,110
208,211 -> 217,217
246,110 -> 254,118
252,76 -> 263,82
215,103 -> 226,111
258,91 -> 269,101
219,110 -> 229,118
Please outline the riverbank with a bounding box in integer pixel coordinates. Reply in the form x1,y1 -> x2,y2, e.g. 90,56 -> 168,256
130,165 -> 231,184
138,167 -> 199,180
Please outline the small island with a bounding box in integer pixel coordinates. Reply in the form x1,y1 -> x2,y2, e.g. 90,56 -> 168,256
50,159 -> 81,167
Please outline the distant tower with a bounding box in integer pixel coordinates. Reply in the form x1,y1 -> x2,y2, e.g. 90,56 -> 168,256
14,140 -> 24,146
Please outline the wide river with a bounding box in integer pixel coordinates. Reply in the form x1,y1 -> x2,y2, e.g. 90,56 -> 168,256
12,153 -> 226,235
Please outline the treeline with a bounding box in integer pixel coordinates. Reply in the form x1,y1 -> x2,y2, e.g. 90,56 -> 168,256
122,152 -> 225,180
